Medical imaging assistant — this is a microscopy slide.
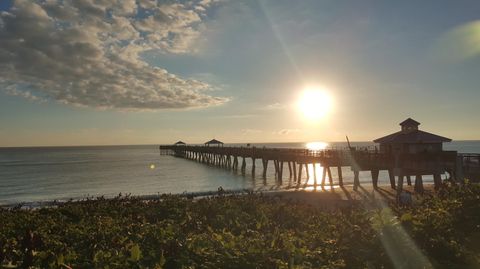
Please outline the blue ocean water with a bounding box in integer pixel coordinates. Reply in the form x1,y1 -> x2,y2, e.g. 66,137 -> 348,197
0,141 -> 478,205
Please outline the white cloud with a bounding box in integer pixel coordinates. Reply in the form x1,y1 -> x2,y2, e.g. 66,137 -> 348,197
262,102 -> 287,110
275,129 -> 301,135
0,0 -> 229,110
241,128 -> 263,135
4,84 -> 47,103
214,114 -> 257,119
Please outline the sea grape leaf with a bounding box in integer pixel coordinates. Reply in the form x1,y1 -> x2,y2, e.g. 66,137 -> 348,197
130,244 -> 142,261
400,213 -> 413,222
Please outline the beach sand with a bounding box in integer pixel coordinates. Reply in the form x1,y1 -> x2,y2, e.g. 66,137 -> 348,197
262,184 -> 436,209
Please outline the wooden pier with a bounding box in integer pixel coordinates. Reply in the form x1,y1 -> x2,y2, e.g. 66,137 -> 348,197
159,145 -> 461,193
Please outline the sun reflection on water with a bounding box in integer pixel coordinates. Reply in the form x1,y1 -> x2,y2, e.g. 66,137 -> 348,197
298,143 -> 335,190
303,164 -> 334,190
306,141 -> 328,151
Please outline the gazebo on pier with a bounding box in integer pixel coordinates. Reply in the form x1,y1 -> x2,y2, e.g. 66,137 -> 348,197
374,118 -> 454,192
174,141 -> 186,146
374,118 -> 451,154
205,139 -> 224,147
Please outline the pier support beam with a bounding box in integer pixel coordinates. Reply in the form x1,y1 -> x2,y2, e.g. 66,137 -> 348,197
233,156 -> 238,171
288,162 -> 292,178
406,175 -> 412,186
327,166 -> 333,189
262,159 -> 268,178
397,173 -> 404,194
321,165 -> 327,189
388,169 -> 396,189
433,173 -> 442,190
371,169 -> 379,189
353,170 -> 360,190
241,157 -> 246,174
337,167 -> 343,187
279,162 -> 284,182
414,175 -> 424,193
292,162 -> 297,182
298,163 -> 303,183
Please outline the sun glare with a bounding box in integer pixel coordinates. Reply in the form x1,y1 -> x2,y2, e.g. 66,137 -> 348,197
298,87 -> 333,121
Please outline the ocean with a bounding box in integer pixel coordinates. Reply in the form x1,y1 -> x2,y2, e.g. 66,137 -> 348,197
0,141 -> 479,206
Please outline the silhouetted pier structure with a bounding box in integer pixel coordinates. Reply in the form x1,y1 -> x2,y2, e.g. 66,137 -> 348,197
159,145 -> 462,193
159,119 -> 480,193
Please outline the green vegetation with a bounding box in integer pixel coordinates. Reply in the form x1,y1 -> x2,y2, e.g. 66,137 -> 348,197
1,183 -> 480,268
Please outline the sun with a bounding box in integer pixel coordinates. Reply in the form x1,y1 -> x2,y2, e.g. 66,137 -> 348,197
298,87 -> 333,120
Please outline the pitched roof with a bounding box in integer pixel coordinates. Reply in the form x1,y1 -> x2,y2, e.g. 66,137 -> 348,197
174,141 -> 186,145
373,130 -> 451,144
399,118 -> 420,127
205,139 -> 223,144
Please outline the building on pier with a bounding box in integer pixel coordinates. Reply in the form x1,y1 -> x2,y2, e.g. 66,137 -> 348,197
373,118 -> 451,154
205,139 -> 224,147
174,141 -> 186,146
374,118 -> 455,191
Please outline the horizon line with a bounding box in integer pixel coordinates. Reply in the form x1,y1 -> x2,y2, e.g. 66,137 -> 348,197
1,139 -> 479,149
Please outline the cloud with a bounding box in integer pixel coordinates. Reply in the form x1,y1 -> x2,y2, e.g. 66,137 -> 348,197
275,129 -> 301,135
3,84 -> 47,103
262,102 -> 286,110
213,114 -> 256,119
0,0 -> 229,110
241,128 -> 263,135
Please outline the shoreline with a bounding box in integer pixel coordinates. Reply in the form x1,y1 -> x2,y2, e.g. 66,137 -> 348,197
1,183 -> 435,209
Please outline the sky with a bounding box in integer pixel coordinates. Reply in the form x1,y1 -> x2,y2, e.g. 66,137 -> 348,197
0,0 -> 479,147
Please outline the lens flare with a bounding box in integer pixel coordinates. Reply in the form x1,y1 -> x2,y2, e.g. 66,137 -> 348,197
434,20 -> 480,63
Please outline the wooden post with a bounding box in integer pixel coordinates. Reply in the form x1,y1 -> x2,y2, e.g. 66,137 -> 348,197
241,157 -> 246,174
388,169 -> 396,189
337,166 -> 343,187
251,158 -> 256,174
298,163 -> 303,183
327,166 -> 333,189
321,165 -> 327,188
279,162 -> 284,182
433,173 -> 442,190
371,169 -> 379,189
397,173 -> 404,194
313,164 -> 317,186
406,175 -> 412,186
262,159 -> 268,178
353,170 -> 360,190
414,175 -> 424,193
292,162 -> 297,182
288,162 -> 292,178
274,160 -> 279,179
305,164 -> 310,179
